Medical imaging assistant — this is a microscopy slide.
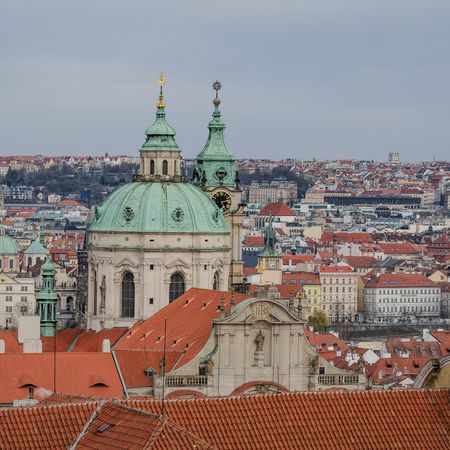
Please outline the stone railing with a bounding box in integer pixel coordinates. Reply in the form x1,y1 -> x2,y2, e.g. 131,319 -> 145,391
164,375 -> 208,387
317,374 -> 359,386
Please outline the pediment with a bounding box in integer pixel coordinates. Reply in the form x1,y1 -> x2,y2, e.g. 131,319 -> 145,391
115,257 -> 139,269
165,258 -> 190,270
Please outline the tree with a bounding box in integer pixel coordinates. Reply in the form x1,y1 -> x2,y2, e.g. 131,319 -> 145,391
308,310 -> 329,330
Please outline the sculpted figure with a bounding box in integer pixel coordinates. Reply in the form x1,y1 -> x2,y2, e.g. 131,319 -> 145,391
255,330 -> 265,352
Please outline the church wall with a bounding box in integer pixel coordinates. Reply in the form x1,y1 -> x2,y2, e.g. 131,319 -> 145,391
87,231 -> 231,329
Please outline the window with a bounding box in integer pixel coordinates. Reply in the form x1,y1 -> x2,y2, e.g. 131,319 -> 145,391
121,272 -> 135,318
169,272 -> 185,302
9,259 -> 14,269
21,286 -> 28,292
27,257 -> 32,267
5,306 -> 12,313
213,271 -> 220,291
162,160 -> 168,175
149,298 -> 154,305
6,286 -> 12,292
21,296 -> 27,302
149,265 -> 154,270
6,296 -> 12,302
150,159 -> 155,175
66,296 -> 73,311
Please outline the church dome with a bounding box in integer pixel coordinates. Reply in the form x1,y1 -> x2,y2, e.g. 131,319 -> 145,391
89,181 -> 228,234
0,232 -> 19,255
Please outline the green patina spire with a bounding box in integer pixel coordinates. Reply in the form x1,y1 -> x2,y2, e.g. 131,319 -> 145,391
258,217 -> 278,257
194,81 -> 238,189
141,73 -> 180,151
36,256 -> 59,337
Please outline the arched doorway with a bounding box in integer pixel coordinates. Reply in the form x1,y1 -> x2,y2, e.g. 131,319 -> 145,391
213,271 -> 220,290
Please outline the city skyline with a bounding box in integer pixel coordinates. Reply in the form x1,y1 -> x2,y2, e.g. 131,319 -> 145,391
1,1 -> 450,161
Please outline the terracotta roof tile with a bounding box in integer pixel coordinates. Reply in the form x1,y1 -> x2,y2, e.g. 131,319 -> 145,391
1,390 -> 448,450
259,202 -> 295,217
0,353 -> 124,404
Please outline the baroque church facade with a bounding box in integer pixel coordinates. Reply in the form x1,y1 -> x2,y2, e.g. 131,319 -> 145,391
87,79 -> 243,329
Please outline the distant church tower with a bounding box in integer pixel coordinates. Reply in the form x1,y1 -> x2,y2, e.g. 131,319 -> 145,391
258,218 -> 282,285
193,81 -> 245,290
36,256 -> 59,337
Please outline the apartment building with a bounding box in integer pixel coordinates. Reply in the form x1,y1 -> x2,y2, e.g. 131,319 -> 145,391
364,274 -> 441,323
319,265 -> 359,322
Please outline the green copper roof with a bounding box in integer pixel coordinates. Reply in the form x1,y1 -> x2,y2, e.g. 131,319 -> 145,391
36,256 -> 59,337
197,101 -> 234,162
24,239 -> 48,255
141,94 -> 180,151
194,91 -> 238,189
89,181 -> 229,234
0,233 -> 19,255
258,218 -> 279,257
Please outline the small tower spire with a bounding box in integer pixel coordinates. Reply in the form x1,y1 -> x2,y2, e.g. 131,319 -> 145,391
36,256 -> 59,337
156,72 -> 166,109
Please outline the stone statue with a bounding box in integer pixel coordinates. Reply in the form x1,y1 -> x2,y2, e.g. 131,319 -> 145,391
255,330 -> 265,352
206,358 -> 214,376
99,275 -> 106,310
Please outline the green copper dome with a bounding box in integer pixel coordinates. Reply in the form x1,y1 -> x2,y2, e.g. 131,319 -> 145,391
0,233 -> 19,255
89,182 -> 229,234
24,239 -> 48,255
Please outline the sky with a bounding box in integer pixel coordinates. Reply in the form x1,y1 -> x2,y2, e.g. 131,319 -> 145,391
1,1 -> 450,162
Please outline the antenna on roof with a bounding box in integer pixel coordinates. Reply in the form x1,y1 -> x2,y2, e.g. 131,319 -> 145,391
53,329 -> 57,394
161,318 -> 167,416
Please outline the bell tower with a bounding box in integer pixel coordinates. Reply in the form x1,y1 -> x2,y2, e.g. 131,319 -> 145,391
194,82 -> 245,290
36,256 -> 59,337
258,218 -> 282,285
136,73 -> 183,182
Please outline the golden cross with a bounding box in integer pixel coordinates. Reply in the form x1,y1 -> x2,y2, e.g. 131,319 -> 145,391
157,72 -> 166,87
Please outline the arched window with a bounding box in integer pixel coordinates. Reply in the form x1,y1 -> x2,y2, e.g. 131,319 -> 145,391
66,296 -> 73,311
162,160 -> 168,175
9,259 -> 14,270
213,271 -> 220,291
150,159 -> 155,175
169,272 -> 185,302
121,272 -> 135,317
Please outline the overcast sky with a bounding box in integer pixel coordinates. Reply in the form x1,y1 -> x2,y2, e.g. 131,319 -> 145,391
1,1 -> 450,161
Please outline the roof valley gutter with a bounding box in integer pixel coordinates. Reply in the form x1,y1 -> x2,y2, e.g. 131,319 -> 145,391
111,349 -> 129,399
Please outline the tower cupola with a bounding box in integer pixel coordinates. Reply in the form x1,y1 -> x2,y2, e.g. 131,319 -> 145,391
137,73 -> 182,181
36,256 -> 59,337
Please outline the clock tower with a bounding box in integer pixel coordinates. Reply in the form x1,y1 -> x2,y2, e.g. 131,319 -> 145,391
193,82 -> 245,289
258,217 -> 282,285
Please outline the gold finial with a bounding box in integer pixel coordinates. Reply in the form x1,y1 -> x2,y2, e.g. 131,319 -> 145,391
156,72 -> 166,109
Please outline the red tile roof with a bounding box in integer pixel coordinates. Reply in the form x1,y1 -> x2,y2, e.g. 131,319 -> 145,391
74,401 -> 212,449
1,390 -> 449,450
320,265 -> 354,273
365,274 -> 438,288
282,254 -> 315,264
71,328 -> 128,352
345,256 -> 377,269
114,288 -> 251,386
259,202 -> 295,217
282,272 -> 321,285
249,283 -> 301,299
242,236 -> 264,247
0,353 -> 124,404
378,242 -> 421,255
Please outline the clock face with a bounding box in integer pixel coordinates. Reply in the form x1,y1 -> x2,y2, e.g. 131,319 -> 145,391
212,191 -> 232,212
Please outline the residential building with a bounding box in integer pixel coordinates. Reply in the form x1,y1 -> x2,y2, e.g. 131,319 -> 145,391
0,272 -> 35,328
320,265 -> 359,322
364,274 -> 441,323
248,179 -> 297,204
